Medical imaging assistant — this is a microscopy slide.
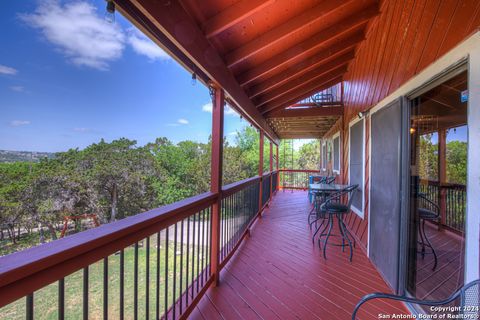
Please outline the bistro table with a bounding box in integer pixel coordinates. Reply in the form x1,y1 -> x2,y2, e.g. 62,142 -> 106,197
309,183 -> 349,242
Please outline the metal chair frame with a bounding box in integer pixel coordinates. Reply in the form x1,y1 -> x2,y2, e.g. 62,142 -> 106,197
352,279 -> 480,320
417,193 -> 440,270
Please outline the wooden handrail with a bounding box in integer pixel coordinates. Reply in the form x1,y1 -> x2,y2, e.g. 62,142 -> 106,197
0,191 -> 217,307
279,169 -> 321,173
222,176 -> 261,198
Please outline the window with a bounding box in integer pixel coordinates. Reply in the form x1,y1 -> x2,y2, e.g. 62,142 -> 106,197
333,132 -> 340,173
349,118 -> 365,218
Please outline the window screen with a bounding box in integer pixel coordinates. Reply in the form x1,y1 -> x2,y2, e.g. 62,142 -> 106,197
349,120 -> 364,216
333,136 -> 340,172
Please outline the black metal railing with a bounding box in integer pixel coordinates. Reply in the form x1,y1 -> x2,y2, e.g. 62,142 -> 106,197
279,169 -> 321,190
272,171 -> 278,193
419,180 -> 466,233
220,179 -> 260,262
261,174 -> 271,207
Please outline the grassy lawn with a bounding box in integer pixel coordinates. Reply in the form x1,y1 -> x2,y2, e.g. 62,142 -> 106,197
0,231 -> 210,320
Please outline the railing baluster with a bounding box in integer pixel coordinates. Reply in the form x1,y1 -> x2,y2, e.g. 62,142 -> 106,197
146,236 -> 150,320
58,278 -> 65,320
191,214 -> 196,298
164,229 -> 169,320
185,218 -> 190,307
172,223 -> 177,319
134,243 -> 138,320
26,293 -> 34,320
120,250 -> 124,320
155,232 -> 160,320
83,267 -> 89,320
103,257 -> 108,320
196,212 -> 201,293
179,219 -> 184,314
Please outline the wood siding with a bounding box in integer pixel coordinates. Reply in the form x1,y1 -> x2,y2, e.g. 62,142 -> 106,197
333,0 -> 480,252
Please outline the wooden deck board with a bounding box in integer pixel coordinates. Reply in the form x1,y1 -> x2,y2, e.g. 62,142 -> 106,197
194,191 -> 409,319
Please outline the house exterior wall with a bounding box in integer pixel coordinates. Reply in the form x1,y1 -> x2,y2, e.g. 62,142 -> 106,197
324,0 -> 480,253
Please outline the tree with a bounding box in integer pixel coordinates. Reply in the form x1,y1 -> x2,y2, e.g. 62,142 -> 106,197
446,141 -> 467,185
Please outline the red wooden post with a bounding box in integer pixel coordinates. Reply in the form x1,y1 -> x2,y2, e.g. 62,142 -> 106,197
259,130 -> 264,212
438,129 -> 447,230
270,141 -> 273,198
276,144 -> 279,191
210,86 -> 224,285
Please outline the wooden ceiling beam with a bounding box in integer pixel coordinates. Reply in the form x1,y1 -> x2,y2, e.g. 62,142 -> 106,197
262,77 -> 343,116
116,0 -> 279,143
203,0 -> 274,39
266,107 -> 343,118
237,5 -> 378,87
254,64 -> 349,108
225,0 -> 352,68
248,44 -> 358,99
254,55 -> 353,108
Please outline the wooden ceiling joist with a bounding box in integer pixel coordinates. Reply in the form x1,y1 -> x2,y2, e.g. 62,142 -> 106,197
237,5 -> 379,87
225,0 -> 352,68
254,64 -> 348,108
266,107 -> 343,118
203,0 -> 275,39
248,46 -> 357,99
261,77 -> 344,115
117,0 -> 279,142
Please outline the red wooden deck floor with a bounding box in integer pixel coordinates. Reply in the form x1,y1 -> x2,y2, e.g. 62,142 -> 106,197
190,191 -> 409,320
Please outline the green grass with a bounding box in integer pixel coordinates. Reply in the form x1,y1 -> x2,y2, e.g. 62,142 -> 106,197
0,231 -> 210,320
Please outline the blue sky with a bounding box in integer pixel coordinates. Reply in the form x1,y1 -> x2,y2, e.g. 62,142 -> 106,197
0,0 -> 247,152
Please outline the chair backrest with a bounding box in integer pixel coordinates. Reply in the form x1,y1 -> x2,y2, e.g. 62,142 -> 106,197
418,193 -> 440,217
345,184 -> 359,210
351,279 -> 480,320
326,176 -> 336,184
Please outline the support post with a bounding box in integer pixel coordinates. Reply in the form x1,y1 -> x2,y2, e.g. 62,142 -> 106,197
270,141 -> 273,198
438,129 -> 447,230
276,144 -> 279,191
259,131 -> 264,213
210,86 -> 224,286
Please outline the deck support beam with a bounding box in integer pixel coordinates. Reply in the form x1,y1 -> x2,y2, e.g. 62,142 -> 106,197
210,87 -> 224,286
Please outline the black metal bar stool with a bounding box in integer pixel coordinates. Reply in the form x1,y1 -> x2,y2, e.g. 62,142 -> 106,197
417,193 -> 440,270
317,184 -> 358,262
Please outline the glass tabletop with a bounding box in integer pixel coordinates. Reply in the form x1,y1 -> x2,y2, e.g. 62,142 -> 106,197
309,183 -> 349,192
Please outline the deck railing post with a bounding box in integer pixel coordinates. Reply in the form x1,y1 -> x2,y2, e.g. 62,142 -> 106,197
270,141 -> 273,198
259,131 -> 264,213
438,129 -> 447,230
210,86 -> 224,286
276,144 -> 279,192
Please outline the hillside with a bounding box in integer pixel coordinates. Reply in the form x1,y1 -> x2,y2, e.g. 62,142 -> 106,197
0,150 -> 55,163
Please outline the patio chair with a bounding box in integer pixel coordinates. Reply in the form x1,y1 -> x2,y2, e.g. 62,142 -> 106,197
351,279 -> 480,320
417,193 -> 440,270
316,184 -> 358,261
308,176 -> 336,227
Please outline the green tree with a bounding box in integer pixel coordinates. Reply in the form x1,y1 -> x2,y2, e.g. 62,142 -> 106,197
446,141 -> 467,184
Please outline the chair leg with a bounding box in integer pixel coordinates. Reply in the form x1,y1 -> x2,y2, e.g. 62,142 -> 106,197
421,219 -> 438,271
418,218 -> 426,258
338,215 -> 353,262
312,217 -> 325,243
314,217 -> 329,244
321,215 -> 334,258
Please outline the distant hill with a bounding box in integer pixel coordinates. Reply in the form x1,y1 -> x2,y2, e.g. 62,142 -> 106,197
0,150 -> 55,163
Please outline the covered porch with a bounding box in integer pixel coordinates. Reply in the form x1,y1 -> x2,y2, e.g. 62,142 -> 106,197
192,191 -> 407,320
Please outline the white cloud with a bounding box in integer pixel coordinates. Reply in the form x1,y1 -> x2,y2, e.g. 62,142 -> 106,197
10,120 -> 31,127
73,127 -> 91,133
127,28 -> 170,61
177,118 -> 189,125
0,64 -> 18,75
9,86 -> 25,92
201,102 -> 237,115
20,1 -> 125,71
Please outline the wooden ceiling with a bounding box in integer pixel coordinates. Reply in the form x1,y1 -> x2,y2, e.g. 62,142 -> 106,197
116,0 -> 379,139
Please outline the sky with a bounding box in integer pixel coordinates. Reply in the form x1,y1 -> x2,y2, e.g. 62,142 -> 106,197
0,0 -> 248,152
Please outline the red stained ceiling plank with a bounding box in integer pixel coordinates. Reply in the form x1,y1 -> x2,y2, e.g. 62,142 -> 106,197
247,37 -> 361,99
254,64 -> 349,108
203,0 -> 275,39
117,0 -> 279,143
262,77 -> 343,115
225,0 -> 354,68
237,5 -> 379,87
266,107 -> 343,118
